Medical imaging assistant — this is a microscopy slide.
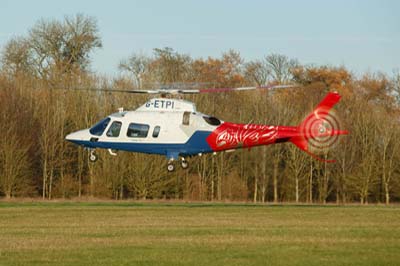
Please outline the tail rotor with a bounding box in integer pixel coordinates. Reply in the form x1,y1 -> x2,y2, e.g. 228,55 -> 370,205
300,109 -> 342,154
290,92 -> 348,162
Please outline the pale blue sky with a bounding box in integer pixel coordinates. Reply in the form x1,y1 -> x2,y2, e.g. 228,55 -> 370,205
1,0 -> 399,76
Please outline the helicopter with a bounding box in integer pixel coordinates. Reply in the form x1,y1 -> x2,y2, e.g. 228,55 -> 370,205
65,84 -> 348,172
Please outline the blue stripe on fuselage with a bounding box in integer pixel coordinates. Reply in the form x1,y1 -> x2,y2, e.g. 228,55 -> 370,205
68,130 -> 213,158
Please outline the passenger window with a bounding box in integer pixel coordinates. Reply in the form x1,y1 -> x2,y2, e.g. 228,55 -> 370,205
182,111 -> 190,125
127,123 -> 149,138
152,126 -> 160,138
106,121 -> 122,137
89,117 -> 111,136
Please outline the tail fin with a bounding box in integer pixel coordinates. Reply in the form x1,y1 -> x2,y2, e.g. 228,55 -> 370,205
290,92 -> 348,162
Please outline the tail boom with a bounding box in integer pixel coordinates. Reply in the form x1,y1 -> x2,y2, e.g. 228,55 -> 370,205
205,92 -> 348,162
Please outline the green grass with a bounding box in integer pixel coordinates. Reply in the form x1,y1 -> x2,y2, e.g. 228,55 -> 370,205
0,202 -> 399,266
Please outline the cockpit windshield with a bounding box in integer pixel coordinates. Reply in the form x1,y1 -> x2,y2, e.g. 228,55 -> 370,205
89,117 -> 111,136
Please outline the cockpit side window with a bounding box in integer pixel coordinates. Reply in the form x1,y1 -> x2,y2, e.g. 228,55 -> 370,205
203,116 -> 221,126
89,117 -> 111,136
106,121 -> 122,137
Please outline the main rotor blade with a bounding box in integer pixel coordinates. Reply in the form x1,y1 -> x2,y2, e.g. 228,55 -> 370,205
198,84 -> 297,93
61,84 -> 298,95
60,88 -> 161,94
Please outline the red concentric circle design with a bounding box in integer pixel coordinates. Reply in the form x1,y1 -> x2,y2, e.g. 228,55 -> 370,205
300,110 -> 341,154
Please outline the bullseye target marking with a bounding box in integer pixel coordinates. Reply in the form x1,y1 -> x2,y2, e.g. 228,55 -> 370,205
300,110 -> 341,154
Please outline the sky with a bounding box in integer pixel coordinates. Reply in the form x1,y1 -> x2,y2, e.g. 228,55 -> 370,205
0,0 -> 399,76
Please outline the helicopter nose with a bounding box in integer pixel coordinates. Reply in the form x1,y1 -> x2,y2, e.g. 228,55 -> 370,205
65,129 -> 90,144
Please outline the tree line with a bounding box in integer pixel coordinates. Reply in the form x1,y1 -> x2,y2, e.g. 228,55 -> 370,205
0,14 -> 399,203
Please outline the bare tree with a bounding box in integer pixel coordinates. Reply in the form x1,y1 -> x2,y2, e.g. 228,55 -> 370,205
0,127 -> 30,198
28,14 -> 102,80
286,145 -> 308,203
392,70 -> 400,105
37,92 -> 63,199
349,99 -> 379,204
62,14 -> 102,70
377,109 -> 400,204
0,84 -> 33,198
265,54 -> 298,83
151,47 -> 191,83
119,53 -> 151,88
245,60 -> 271,86
125,154 -> 168,199
0,37 -> 34,76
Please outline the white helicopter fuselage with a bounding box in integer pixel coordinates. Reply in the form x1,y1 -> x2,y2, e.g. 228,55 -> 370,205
66,98 -> 219,159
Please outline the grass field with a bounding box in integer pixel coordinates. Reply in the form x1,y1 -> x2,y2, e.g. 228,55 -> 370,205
0,202 -> 399,266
